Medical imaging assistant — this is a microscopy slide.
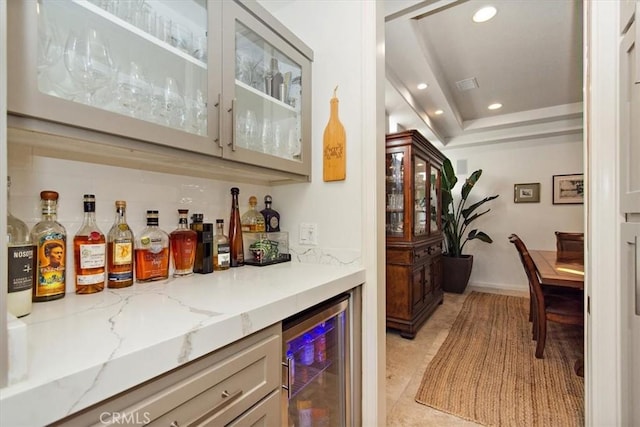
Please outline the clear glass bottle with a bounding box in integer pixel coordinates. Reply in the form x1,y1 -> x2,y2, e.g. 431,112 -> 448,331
260,194 -> 281,232
169,209 -> 197,277
229,187 -> 244,267
241,196 -> 266,233
135,210 -> 170,282
74,194 -> 106,294
31,190 -> 66,302
213,219 -> 230,271
190,213 -> 213,274
6,177 -> 35,317
107,200 -> 134,288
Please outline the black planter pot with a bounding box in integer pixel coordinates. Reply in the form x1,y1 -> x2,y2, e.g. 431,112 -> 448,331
442,254 -> 474,293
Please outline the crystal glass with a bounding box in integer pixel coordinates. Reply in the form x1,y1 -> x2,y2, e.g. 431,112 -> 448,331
36,0 -> 62,73
116,61 -> 151,119
63,28 -> 116,105
153,76 -> 186,128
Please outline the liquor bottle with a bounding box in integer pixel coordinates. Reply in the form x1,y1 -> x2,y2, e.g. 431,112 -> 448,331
6,177 -> 35,317
74,194 -> 106,294
260,194 -> 280,232
107,200 -> 134,288
241,196 -> 265,233
170,209 -> 197,277
31,190 -> 66,302
229,187 -> 244,267
213,219 -> 230,271
190,213 -> 213,274
135,210 -> 170,282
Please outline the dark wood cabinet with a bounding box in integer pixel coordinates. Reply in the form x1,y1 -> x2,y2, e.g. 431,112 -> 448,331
385,130 -> 445,339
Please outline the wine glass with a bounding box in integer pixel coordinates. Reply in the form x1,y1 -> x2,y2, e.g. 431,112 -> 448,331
116,61 -> 151,119
153,77 -> 186,128
36,0 -> 62,73
64,28 -> 116,106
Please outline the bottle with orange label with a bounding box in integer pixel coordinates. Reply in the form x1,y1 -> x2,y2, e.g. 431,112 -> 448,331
74,194 -> 106,294
135,210 -> 170,282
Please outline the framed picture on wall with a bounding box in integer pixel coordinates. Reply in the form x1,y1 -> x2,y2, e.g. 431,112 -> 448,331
552,173 -> 584,204
514,183 -> 541,203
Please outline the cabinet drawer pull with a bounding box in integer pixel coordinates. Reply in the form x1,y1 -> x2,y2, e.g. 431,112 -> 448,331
170,422 -> 180,427
191,388 -> 243,426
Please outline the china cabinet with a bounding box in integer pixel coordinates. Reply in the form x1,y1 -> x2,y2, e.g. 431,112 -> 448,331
6,0 -> 312,181
385,130 -> 445,339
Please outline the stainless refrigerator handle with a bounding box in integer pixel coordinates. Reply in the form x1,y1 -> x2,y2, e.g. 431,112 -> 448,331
227,99 -> 236,151
214,93 -> 222,148
629,236 -> 640,316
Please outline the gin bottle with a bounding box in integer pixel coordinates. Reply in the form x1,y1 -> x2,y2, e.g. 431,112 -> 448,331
31,190 -> 66,302
6,177 -> 35,317
73,194 -> 106,294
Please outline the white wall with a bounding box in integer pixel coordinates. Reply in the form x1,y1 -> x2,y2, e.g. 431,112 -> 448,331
442,135 -> 584,292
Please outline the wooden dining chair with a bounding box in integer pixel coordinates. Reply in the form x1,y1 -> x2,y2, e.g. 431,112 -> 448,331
508,234 -> 584,358
555,231 -> 584,263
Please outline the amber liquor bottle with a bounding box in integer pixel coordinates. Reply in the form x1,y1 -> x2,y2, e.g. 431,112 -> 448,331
213,219 -> 230,271
190,213 -> 213,274
31,190 -> 66,302
241,196 -> 266,232
229,187 -> 244,267
74,194 -> 106,294
107,200 -> 134,288
6,176 -> 35,317
260,195 -> 280,232
170,209 -> 197,277
135,210 -> 170,282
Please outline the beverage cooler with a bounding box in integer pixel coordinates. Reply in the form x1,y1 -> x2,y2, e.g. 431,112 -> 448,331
281,291 -> 360,427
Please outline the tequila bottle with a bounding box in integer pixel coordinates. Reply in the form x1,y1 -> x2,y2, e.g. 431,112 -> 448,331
6,177 -> 35,317
260,194 -> 280,232
241,196 -> 265,232
229,187 -> 244,267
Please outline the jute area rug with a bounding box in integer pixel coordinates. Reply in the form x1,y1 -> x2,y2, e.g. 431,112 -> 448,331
415,292 -> 584,427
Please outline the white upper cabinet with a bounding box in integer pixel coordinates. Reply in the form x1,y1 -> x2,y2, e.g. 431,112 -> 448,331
620,4 -> 640,213
6,0 -> 312,180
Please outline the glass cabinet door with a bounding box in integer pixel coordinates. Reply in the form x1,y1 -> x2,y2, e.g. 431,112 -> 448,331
413,156 -> 428,237
221,2 -> 311,176
9,0 -> 220,156
430,165 -> 441,233
386,150 -> 405,237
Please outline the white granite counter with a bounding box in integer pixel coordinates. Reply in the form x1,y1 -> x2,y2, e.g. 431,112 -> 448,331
0,262 -> 365,426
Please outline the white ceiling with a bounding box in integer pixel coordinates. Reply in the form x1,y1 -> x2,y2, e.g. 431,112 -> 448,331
385,0 -> 584,148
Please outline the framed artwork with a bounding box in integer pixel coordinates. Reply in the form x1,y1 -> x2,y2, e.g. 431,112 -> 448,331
553,173 -> 584,204
514,183 -> 541,203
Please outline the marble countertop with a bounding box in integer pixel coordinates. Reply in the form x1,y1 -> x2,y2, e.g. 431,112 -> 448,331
0,262 -> 365,426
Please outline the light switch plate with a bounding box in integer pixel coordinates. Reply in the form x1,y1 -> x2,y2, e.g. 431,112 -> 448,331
299,223 -> 318,245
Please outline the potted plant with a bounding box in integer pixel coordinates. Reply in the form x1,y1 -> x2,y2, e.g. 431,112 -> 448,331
441,158 -> 499,293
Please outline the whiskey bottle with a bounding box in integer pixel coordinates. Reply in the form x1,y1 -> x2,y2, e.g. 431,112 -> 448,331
135,210 -> 170,282
74,194 -> 106,294
107,200 -> 134,288
6,177 -> 34,317
190,213 -> 213,274
260,194 -> 280,232
229,187 -> 244,267
31,190 -> 66,302
170,209 -> 197,277
241,196 -> 266,233
213,219 -> 230,271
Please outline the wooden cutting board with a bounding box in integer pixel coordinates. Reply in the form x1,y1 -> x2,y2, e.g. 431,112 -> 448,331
323,86 -> 346,181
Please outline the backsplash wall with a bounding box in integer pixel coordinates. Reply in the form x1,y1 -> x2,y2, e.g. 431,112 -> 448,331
7,144 -> 272,293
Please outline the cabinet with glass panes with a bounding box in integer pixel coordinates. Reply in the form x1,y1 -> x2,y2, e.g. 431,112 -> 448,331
385,130 -> 446,339
7,0 -> 312,180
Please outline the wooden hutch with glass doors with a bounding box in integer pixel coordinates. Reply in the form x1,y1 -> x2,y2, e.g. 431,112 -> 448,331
385,130 -> 446,339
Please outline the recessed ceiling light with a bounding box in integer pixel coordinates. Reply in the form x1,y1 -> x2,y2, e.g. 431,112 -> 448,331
417,83 -> 428,90
488,103 -> 502,110
473,6 -> 497,23
434,109 -> 444,115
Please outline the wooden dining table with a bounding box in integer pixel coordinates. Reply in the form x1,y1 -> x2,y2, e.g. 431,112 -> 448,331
529,249 -> 584,376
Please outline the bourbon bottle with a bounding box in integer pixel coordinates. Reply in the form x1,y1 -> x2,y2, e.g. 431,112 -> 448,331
170,209 -> 197,277
229,187 -> 244,267
190,214 -> 213,274
31,190 -> 66,302
107,200 -> 134,288
74,194 -> 106,294
213,219 -> 230,271
135,210 -> 170,282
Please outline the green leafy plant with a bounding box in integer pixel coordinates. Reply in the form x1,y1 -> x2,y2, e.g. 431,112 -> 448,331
441,158 -> 499,257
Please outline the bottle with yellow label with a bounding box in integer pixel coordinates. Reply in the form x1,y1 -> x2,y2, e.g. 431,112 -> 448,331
31,190 -> 66,302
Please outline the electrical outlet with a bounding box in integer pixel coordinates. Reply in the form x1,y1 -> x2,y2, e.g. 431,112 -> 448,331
299,223 -> 318,245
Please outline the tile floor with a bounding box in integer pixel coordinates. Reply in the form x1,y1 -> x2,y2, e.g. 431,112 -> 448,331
385,287 -> 531,426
